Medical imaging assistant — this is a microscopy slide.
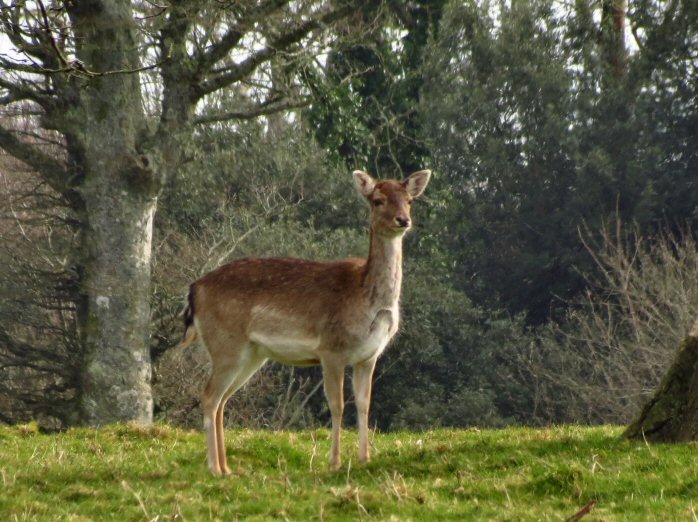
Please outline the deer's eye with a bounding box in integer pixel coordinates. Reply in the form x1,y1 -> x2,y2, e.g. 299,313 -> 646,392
373,199 -> 385,207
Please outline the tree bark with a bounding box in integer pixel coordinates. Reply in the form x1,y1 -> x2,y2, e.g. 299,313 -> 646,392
78,179 -> 157,424
625,317 -> 698,442
601,0 -> 627,80
68,0 -> 159,424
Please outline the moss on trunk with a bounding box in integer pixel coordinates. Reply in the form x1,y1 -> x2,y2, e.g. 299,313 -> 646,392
625,333 -> 698,442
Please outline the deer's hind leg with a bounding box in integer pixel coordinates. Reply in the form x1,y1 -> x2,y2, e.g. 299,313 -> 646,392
202,346 -> 266,476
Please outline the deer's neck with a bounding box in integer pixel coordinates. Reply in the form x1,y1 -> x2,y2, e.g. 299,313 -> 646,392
364,229 -> 404,309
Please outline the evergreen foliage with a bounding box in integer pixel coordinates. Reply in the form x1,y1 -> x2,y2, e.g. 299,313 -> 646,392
422,0 -> 698,323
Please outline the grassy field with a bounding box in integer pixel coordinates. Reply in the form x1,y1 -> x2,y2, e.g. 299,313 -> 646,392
1,423 -> 697,521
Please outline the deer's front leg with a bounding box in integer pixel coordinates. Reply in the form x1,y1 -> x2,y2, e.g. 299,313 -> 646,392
322,359 -> 345,470
353,357 -> 377,464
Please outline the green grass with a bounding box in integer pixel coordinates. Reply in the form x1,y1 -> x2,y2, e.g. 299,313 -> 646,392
1,423 -> 697,521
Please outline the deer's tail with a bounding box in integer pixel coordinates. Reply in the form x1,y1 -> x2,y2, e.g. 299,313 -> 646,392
179,285 -> 198,348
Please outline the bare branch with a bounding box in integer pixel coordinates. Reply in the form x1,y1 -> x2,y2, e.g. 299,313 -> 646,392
193,95 -> 310,125
0,72 -> 54,109
0,124 -> 69,194
193,0 -> 290,75
36,0 -> 69,68
0,326 -> 68,368
0,91 -> 32,106
196,2 -> 357,98
0,1 -> 54,64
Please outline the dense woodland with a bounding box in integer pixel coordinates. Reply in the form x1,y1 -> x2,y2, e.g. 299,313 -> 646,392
0,0 -> 697,432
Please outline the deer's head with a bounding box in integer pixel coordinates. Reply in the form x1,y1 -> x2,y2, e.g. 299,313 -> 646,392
353,170 -> 431,238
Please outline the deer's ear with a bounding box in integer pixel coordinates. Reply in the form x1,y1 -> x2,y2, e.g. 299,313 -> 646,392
353,170 -> 376,198
403,169 -> 431,198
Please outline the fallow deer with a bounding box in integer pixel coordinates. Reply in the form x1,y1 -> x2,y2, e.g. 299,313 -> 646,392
180,169 -> 431,475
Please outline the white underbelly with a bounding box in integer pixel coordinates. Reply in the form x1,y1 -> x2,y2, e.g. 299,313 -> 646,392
250,331 -> 321,364
247,305 -> 398,366
249,305 -> 321,365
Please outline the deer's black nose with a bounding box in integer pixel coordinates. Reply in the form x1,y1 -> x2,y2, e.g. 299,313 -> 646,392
396,217 -> 411,228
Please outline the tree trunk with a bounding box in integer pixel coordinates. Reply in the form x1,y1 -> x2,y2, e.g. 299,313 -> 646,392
68,0 -> 159,425
601,0 -> 627,80
625,317 -> 698,441
79,179 -> 157,425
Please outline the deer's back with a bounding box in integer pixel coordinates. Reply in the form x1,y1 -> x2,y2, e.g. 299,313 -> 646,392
191,257 -> 372,361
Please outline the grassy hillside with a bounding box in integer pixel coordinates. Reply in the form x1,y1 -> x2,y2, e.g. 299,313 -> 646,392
1,423 -> 697,520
